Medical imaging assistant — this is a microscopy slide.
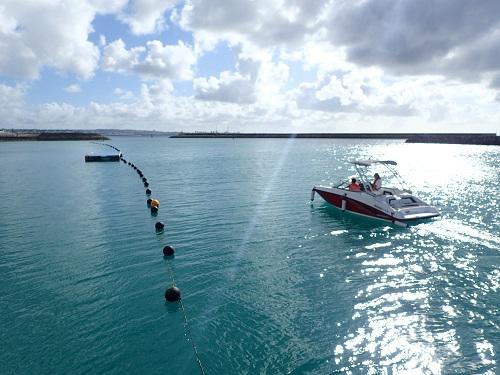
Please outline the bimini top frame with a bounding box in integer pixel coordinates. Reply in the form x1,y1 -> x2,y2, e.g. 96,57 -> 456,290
349,159 -> 410,192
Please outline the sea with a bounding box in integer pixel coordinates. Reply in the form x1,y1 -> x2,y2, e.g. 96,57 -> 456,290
0,138 -> 498,374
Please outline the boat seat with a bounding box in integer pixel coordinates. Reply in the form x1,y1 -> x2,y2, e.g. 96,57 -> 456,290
387,195 -> 420,208
386,196 -> 397,207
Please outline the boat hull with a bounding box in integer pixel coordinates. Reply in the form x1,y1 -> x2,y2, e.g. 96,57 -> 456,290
313,188 -> 396,222
312,186 -> 439,225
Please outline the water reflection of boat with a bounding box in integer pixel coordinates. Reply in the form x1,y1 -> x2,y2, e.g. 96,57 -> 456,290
311,160 -> 440,226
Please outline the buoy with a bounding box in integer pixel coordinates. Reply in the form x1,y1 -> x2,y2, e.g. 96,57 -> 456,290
146,188 -> 152,195
128,162 -> 131,165
144,182 -> 149,187
151,206 -> 159,214
151,199 -> 159,208
165,286 -> 181,302
163,245 -> 175,256
142,177 -> 147,183
147,198 -> 152,206
155,221 -> 165,231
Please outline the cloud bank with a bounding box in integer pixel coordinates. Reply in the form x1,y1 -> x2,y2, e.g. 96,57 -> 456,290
0,0 -> 499,132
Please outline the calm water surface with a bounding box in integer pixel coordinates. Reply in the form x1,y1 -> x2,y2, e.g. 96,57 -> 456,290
0,138 -> 498,374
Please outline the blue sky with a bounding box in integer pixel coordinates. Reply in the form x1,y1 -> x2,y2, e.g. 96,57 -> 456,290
0,0 -> 499,133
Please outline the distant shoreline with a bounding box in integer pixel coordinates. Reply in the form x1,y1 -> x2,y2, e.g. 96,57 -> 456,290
1,130 -> 498,145
0,132 -> 108,141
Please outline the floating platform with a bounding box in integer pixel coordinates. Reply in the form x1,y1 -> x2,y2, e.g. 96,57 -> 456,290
85,154 -> 121,162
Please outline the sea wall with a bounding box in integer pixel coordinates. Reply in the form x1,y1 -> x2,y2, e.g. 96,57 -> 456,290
171,132 -> 499,145
405,134 -> 500,145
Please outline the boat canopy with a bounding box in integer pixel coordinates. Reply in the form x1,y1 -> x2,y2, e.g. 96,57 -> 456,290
350,160 -> 397,166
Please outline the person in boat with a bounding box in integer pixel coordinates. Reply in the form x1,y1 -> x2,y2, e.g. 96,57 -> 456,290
371,173 -> 382,193
348,178 -> 361,191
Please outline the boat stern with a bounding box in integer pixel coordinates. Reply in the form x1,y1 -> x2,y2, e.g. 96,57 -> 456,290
394,205 -> 440,221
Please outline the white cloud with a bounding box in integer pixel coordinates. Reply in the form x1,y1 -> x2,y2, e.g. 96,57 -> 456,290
178,0 -> 324,52
254,59 -> 289,107
99,34 -> 107,47
193,52 -> 261,104
194,50 -> 290,107
140,79 -> 174,106
119,0 -> 178,35
89,0 -> 128,14
136,40 -> 195,79
0,83 -> 27,121
102,39 -> 145,73
0,1 -> 181,80
1,78 -> 499,134
0,0 -> 101,79
114,88 -> 134,100
64,84 -> 81,93
194,71 -> 256,104
324,0 -> 500,86
102,39 -> 195,80
178,0 -> 500,90
293,70 -> 431,117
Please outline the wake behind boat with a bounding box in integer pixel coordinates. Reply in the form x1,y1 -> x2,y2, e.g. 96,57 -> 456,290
311,160 -> 440,226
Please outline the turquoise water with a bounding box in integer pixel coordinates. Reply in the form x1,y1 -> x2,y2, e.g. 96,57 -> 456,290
1,138 -> 498,374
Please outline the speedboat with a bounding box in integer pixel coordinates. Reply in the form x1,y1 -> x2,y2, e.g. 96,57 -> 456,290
311,160 -> 440,226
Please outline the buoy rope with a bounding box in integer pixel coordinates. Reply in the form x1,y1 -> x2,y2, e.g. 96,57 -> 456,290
179,300 -> 207,375
90,141 -> 121,152
165,258 -> 207,375
104,143 -> 206,375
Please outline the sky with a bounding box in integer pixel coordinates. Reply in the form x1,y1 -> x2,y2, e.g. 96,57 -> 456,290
0,0 -> 499,133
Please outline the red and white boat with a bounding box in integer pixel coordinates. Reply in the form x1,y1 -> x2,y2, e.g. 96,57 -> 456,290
311,160 -> 440,226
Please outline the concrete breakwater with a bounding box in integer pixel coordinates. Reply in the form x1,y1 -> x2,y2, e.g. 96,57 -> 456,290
0,131 -> 108,141
171,132 -> 499,145
405,134 -> 499,145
